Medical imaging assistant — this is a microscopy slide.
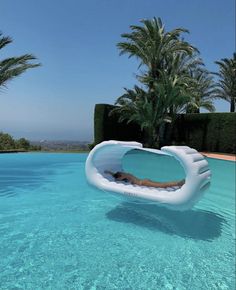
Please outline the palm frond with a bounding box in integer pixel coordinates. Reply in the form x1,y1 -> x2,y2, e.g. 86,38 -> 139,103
0,33 -> 41,88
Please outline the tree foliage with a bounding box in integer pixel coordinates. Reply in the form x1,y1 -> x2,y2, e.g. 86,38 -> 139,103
0,32 -> 40,89
214,53 -> 236,112
0,132 -> 40,151
15,138 -> 30,150
113,17 -> 217,147
0,132 -> 15,150
185,69 -> 216,113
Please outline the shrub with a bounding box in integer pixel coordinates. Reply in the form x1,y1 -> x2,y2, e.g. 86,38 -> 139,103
0,132 -> 16,150
172,113 -> 236,153
94,104 -> 143,144
94,104 -> 236,153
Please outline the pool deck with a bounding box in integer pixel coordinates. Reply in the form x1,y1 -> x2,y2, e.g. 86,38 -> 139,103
201,152 -> 236,161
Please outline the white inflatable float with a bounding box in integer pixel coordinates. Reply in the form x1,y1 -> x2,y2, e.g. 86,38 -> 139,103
85,140 -> 211,211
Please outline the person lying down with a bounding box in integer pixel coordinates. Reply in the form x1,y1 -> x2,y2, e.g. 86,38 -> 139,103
104,170 -> 185,188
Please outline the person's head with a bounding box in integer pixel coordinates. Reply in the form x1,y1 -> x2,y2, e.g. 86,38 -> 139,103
113,172 -> 122,179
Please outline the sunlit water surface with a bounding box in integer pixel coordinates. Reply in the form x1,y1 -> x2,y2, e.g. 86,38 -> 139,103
0,152 -> 235,289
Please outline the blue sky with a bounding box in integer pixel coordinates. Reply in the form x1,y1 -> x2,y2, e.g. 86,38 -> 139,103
0,0 -> 235,141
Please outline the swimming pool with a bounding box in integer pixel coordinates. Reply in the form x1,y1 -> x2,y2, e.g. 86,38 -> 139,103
0,152 -> 235,289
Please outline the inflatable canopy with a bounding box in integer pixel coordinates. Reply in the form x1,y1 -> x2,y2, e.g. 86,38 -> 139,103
85,140 -> 211,211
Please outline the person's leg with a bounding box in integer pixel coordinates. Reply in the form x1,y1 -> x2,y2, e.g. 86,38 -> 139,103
141,179 -> 185,188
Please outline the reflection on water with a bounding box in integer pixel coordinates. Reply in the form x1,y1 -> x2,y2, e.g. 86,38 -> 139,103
106,201 -> 226,241
0,153 -> 84,198
0,169 -> 53,197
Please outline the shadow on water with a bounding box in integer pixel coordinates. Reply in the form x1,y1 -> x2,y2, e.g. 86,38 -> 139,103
0,170 -> 54,198
106,201 -> 226,241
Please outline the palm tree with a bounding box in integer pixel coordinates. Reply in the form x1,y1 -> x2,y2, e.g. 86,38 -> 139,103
111,86 -> 164,146
214,53 -> 236,112
112,80 -> 189,147
185,69 -> 216,113
114,18 -> 218,146
117,17 -> 197,96
0,32 -> 40,89
114,18 -> 200,146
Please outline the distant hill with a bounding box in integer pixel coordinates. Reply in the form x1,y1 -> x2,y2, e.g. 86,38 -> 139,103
30,140 -> 90,151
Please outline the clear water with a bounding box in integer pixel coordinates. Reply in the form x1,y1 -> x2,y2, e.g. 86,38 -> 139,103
0,152 -> 235,290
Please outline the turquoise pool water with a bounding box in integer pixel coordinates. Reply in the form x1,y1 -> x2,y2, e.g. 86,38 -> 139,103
0,152 -> 235,289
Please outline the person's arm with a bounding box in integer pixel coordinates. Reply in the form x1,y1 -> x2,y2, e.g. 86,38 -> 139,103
104,170 -> 115,176
119,173 -> 142,185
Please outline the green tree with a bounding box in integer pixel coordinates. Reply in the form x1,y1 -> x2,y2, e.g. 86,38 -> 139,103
214,53 -> 236,112
117,17 -> 196,96
112,83 -> 189,147
114,18 -> 214,147
185,69 -> 216,113
15,138 -> 30,150
0,132 -> 15,150
31,145 -> 41,151
0,32 -> 40,88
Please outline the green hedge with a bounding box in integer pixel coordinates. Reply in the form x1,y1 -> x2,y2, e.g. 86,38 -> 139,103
94,104 -> 236,153
172,113 -> 236,153
94,104 -> 143,144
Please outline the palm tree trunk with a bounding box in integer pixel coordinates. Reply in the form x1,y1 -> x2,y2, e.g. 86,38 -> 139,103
159,123 -> 166,147
230,97 -> 235,112
145,126 -> 158,148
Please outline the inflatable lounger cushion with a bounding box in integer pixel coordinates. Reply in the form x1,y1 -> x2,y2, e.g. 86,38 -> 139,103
85,140 -> 211,211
